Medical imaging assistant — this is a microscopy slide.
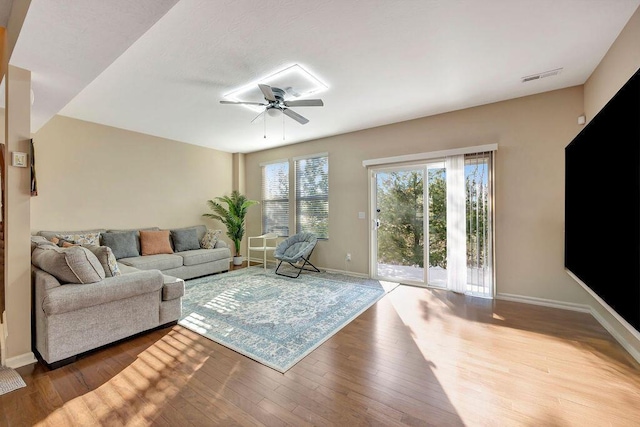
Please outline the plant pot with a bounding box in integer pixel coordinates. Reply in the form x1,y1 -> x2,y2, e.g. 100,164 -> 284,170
233,256 -> 243,266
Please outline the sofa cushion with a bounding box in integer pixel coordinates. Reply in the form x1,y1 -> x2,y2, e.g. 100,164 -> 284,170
115,262 -> 139,275
162,275 -> 185,301
84,245 -> 121,277
32,245 -> 106,284
119,253 -> 183,271
200,229 -> 222,249
171,227 -> 201,252
101,231 -> 140,259
140,230 -> 174,255
179,248 -> 230,266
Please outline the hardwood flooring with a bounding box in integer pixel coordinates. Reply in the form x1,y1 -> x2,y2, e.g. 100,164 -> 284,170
2,284 -> 640,426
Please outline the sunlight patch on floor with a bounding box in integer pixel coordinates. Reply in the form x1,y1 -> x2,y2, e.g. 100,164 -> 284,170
40,331 -> 210,426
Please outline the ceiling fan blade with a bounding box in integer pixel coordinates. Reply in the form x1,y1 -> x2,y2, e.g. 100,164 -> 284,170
220,100 -> 266,106
250,110 -> 266,123
283,99 -> 324,107
258,84 -> 277,102
283,108 -> 309,124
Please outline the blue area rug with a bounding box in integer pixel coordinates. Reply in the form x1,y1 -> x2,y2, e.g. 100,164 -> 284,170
179,266 -> 397,372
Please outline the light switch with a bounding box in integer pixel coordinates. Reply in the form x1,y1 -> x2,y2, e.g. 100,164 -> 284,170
358,212 -> 366,219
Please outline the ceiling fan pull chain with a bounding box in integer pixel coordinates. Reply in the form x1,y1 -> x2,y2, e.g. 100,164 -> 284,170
264,111 -> 267,139
283,111 -> 285,140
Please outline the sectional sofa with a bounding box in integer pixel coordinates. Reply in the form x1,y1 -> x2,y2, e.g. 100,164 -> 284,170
37,224 -> 232,280
31,224 -> 231,368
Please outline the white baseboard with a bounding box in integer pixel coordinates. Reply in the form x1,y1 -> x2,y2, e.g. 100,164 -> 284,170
5,352 -> 37,369
320,267 -> 369,278
246,258 -> 369,279
496,292 -> 640,364
496,292 -> 592,313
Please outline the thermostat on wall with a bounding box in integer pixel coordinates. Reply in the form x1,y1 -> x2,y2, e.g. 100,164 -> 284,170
11,152 -> 27,167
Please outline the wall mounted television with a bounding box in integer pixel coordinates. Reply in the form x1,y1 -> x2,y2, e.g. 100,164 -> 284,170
565,67 -> 640,332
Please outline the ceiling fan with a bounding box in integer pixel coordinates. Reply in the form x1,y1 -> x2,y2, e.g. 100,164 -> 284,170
220,84 -> 324,125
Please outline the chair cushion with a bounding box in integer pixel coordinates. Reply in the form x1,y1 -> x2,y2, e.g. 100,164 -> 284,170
274,232 -> 318,262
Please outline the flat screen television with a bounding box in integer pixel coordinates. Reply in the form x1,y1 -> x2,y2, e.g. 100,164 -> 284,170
565,67 -> 640,332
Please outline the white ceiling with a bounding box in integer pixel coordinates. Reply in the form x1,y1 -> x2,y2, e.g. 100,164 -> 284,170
6,0 -> 640,154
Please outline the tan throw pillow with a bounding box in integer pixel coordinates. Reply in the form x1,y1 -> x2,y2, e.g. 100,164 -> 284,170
32,245 -> 106,284
139,230 -> 174,255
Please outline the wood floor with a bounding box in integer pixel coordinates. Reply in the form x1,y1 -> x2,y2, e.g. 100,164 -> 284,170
2,284 -> 640,426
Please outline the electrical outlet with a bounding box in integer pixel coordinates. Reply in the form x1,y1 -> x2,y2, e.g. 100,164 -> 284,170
346,253 -> 351,262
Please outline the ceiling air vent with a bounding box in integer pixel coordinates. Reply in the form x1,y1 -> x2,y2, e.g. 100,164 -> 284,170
521,68 -> 563,83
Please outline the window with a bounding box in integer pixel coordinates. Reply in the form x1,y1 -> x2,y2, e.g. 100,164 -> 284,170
261,161 -> 289,237
295,154 -> 329,239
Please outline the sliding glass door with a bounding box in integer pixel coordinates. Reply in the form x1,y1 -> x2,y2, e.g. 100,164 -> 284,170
370,153 -> 493,297
373,167 -> 425,285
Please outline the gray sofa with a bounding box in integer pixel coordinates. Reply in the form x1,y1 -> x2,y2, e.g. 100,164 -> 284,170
37,224 -> 232,280
31,224 -> 231,369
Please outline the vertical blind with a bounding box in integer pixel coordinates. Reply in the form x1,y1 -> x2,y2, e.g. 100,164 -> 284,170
295,155 -> 329,238
261,161 -> 290,237
465,152 -> 492,296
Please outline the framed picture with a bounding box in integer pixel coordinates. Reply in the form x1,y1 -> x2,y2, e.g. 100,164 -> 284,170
12,151 -> 27,167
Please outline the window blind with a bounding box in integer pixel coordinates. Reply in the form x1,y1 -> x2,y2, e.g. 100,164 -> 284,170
295,155 -> 329,239
261,161 -> 290,237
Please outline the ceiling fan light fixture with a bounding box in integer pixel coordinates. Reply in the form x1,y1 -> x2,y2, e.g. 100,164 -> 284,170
266,107 -> 281,117
222,63 -> 328,112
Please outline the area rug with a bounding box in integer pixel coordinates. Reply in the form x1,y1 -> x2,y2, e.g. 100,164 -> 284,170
0,366 -> 26,396
179,266 -> 398,372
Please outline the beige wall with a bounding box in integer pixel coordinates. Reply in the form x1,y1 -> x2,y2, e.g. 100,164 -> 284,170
580,4 -> 640,358
31,115 -> 234,234
244,6 -> 640,362
246,86 -> 590,306
4,65 -> 34,367
584,5 -> 640,120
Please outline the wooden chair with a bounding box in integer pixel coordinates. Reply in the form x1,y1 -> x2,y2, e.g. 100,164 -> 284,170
247,232 -> 279,270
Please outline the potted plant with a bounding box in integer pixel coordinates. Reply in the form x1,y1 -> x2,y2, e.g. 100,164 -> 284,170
203,190 -> 259,265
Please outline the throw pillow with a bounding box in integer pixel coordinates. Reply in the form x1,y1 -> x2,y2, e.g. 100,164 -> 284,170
32,245 -> 106,284
49,237 -> 78,247
30,235 -> 56,253
171,227 -> 201,252
200,229 -> 222,249
84,245 -> 122,277
139,230 -> 174,255
55,232 -> 101,246
101,231 -> 139,259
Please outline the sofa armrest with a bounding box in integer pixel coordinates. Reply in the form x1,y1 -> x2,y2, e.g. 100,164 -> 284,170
214,240 -> 228,249
38,269 -> 165,315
